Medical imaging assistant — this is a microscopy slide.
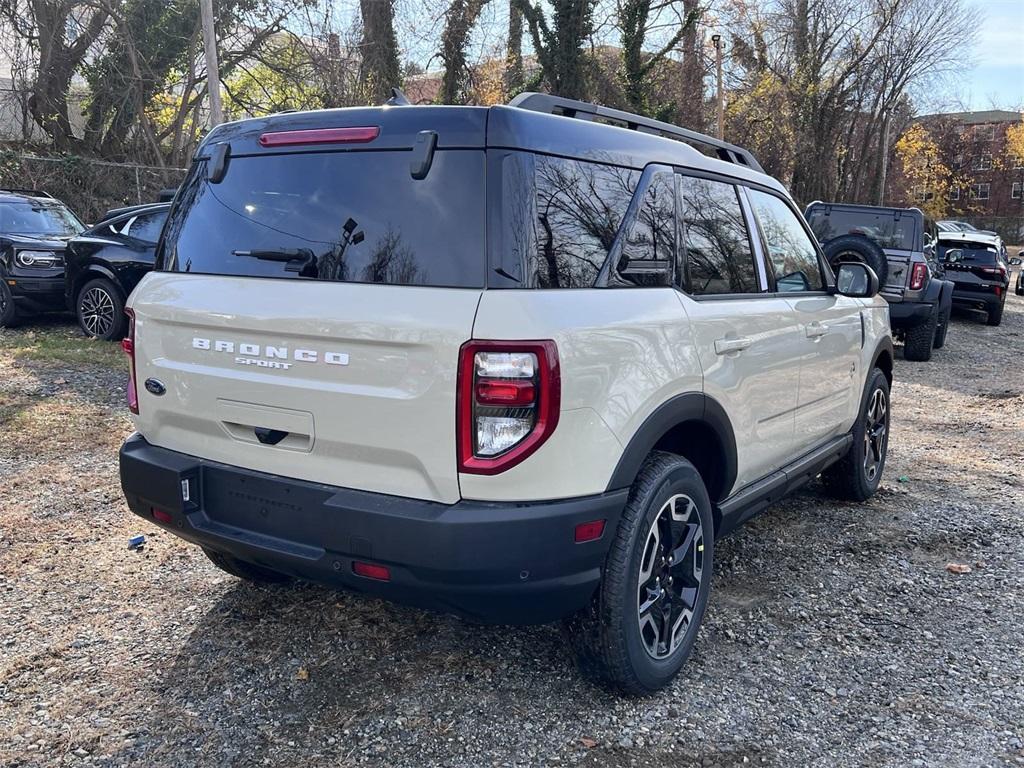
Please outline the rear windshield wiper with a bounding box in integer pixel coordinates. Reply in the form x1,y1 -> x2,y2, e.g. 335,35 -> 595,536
232,248 -> 315,273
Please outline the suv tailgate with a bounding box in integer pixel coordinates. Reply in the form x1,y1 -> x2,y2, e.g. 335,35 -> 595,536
129,275 -> 479,503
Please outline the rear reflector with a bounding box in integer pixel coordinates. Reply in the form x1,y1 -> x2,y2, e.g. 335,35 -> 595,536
258,126 -> 380,148
123,308 -> 138,414
352,561 -> 391,581
151,507 -> 173,524
574,520 -> 606,543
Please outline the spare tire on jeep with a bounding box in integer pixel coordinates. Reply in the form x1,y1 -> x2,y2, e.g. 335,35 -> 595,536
822,234 -> 889,286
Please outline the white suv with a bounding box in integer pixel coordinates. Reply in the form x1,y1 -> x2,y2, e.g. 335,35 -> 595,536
118,94 -> 894,693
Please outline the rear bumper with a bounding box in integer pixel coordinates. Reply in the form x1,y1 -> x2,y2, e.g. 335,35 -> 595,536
119,434 -> 626,624
886,300 -> 933,328
950,288 -> 1002,311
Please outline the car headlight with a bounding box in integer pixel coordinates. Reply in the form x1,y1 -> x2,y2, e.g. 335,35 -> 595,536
15,250 -> 63,268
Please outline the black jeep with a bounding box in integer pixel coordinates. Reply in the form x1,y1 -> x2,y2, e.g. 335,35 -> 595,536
805,202 -> 954,362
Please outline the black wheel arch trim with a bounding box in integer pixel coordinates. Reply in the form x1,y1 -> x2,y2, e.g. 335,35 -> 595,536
605,392 -> 738,504
869,335 -> 895,383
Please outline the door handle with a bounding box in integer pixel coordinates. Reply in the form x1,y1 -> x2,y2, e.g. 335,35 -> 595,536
714,337 -> 753,355
805,323 -> 828,339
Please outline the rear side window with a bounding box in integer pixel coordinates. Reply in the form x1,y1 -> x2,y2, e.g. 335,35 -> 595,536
679,176 -> 759,295
160,150 -> 486,288
808,208 -> 916,251
616,171 -> 676,287
530,155 -> 639,288
748,190 -> 824,292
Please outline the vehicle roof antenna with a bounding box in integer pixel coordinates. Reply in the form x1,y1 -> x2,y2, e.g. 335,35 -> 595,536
386,87 -> 410,106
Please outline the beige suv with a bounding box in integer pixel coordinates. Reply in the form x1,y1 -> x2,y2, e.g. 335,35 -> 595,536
118,94 -> 894,693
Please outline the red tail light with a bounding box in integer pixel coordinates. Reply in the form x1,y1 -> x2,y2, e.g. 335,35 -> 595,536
258,126 -> 379,147
457,340 -> 560,475
122,308 -> 138,414
910,262 -> 929,291
352,561 -> 391,581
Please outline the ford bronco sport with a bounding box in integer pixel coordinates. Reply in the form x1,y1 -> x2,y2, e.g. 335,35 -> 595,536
118,94 -> 894,694
804,202 -> 954,361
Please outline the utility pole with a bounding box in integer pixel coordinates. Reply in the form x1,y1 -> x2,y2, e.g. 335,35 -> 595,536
711,34 -> 725,140
200,0 -> 223,126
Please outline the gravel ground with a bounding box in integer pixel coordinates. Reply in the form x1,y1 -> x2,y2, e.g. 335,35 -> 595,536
2,292 -> 1023,768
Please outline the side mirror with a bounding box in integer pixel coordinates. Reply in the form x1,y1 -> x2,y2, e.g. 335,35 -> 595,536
1010,258 -> 1022,266
835,262 -> 879,298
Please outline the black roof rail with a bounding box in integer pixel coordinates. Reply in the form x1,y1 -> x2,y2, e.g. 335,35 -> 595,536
0,188 -> 54,199
507,92 -> 764,173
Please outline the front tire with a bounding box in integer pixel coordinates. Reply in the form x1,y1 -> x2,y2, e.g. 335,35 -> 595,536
0,280 -> 20,328
77,278 -> 126,340
565,452 -> 714,695
822,368 -> 890,502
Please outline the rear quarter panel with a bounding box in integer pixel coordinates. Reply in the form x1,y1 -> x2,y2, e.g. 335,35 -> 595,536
465,288 -> 701,502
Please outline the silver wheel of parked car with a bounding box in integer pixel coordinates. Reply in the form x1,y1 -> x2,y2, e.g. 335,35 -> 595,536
863,386 -> 888,482
637,492 -> 705,660
77,279 -> 127,341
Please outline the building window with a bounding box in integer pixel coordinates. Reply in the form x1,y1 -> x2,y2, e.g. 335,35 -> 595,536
952,155 -> 964,170
971,153 -> 992,171
974,124 -> 995,142
1013,182 -> 1022,200
1014,156 -> 1024,170
949,187 -> 960,201
970,183 -> 990,200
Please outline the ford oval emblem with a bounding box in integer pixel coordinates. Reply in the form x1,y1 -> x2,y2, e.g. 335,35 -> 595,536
144,378 -> 166,396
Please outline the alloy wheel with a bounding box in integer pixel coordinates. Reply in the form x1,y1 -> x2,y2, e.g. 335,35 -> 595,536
863,387 -> 888,481
80,287 -> 116,337
637,493 -> 705,659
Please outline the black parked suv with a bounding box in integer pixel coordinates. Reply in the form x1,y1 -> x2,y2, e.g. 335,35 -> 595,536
0,189 -> 86,327
805,202 -> 953,362
937,232 -> 1010,326
65,202 -> 170,339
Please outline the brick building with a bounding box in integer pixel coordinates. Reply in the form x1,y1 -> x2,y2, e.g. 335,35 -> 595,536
912,109 -> 1024,241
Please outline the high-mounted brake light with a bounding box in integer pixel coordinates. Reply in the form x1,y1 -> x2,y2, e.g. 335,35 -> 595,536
258,126 -> 380,148
122,308 -> 138,414
457,340 -> 560,475
910,262 -> 929,291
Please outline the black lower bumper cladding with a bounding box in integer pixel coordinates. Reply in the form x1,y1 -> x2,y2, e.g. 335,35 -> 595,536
119,434 -> 626,624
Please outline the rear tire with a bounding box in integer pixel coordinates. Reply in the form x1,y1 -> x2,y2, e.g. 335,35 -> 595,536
902,307 -> 936,361
565,452 -> 714,695
822,235 -> 889,287
77,278 -> 126,340
0,280 -> 20,328
933,304 -> 951,349
203,548 -> 293,584
985,297 -> 1004,327
822,368 -> 890,502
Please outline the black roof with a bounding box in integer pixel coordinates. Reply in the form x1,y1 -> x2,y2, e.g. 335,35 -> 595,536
197,96 -> 786,196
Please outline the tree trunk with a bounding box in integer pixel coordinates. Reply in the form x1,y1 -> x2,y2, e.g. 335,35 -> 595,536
677,0 -> 703,131
506,2 -> 523,96
359,0 -> 401,104
439,0 -> 489,104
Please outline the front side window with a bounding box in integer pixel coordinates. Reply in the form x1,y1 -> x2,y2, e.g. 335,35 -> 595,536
530,155 -> 639,288
128,211 -> 168,244
748,189 -> 824,293
679,176 -> 759,295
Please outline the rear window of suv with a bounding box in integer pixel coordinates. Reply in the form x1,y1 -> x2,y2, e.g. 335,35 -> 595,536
159,149 -> 486,288
807,207 -> 916,251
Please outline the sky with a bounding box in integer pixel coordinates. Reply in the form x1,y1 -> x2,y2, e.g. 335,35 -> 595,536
959,0 -> 1024,110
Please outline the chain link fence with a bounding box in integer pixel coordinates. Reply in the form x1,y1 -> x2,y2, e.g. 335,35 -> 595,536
0,150 -> 188,223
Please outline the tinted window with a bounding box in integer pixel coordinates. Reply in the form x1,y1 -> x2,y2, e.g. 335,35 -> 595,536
128,211 -> 167,244
679,176 -> 759,295
807,208 -> 915,250
940,242 -> 998,263
615,171 -> 675,287
530,155 -> 638,288
160,150 -> 486,287
0,201 -> 84,237
749,190 -> 823,292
